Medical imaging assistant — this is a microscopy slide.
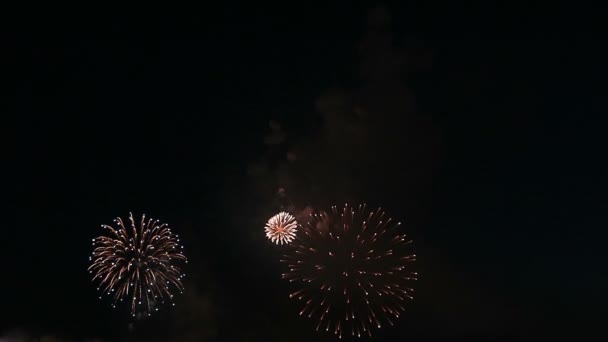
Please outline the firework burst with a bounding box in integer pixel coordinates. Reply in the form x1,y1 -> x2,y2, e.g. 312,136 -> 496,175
281,203 -> 417,338
88,213 -> 187,317
265,211 -> 298,245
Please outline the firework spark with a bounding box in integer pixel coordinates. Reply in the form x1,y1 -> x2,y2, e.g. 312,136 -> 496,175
281,204 -> 417,338
265,212 -> 298,245
88,213 -> 187,317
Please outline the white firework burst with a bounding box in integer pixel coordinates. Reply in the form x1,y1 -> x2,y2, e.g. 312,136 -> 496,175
265,212 -> 298,245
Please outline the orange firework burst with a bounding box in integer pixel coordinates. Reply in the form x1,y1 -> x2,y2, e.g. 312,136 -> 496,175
265,212 -> 298,245
281,204 -> 417,338
88,213 -> 187,317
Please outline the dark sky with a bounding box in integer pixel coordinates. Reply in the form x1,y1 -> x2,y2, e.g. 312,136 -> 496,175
3,3 -> 607,341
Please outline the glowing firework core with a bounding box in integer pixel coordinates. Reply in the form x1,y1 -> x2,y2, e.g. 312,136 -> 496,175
88,213 -> 187,317
265,212 -> 298,245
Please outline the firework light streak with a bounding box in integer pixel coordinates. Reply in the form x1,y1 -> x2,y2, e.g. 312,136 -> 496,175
265,211 -> 298,245
88,213 -> 187,317
280,204 -> 417,338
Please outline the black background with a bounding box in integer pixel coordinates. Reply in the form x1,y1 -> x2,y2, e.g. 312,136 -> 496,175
3,2 -> 606,341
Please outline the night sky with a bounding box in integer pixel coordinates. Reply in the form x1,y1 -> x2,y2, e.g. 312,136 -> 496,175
3,3 -> 607,341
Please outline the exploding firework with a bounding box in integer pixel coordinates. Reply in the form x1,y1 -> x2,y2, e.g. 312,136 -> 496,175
265,211 -> 298,245
281,204 -> 417,338
88,213 -> 187,317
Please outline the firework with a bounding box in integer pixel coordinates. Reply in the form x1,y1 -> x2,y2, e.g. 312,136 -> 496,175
265,211 -> 298,245
88,213 -> 187,317
281,204 -> 417,338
